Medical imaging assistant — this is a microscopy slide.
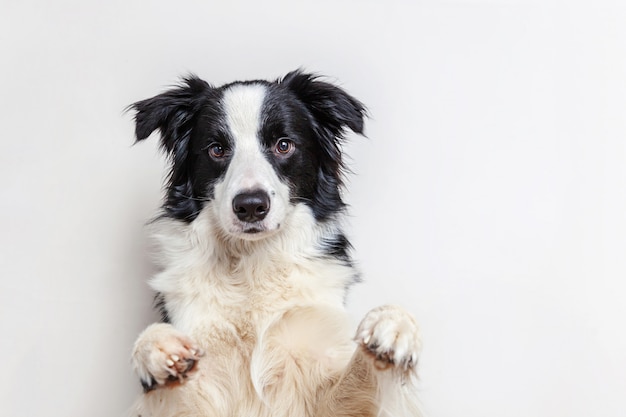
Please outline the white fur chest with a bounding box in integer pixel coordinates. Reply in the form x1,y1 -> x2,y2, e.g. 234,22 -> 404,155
135,211 -> 359,417
147,206 -> 354,340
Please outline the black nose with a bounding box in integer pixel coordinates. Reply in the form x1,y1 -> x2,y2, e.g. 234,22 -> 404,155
232,190 -> 271,222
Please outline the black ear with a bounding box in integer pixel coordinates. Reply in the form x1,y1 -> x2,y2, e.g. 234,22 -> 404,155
280,69 -> 367,139
129,75 -> 211,154
280,70 -> 367,221
128,76 -> 211,222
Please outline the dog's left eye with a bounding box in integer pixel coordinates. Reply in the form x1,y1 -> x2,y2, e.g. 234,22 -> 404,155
274,138 -> 295,156
207,142 -> 227,159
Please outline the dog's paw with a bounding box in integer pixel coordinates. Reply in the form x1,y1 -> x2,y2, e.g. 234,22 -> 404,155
355,305 -> 421,372
132,323 -> 204,392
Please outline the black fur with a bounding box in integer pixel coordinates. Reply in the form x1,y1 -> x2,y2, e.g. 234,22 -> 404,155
141,376 -> 157,393
320,233 -> 354,264
129,70 -> 366,224
154,293 -> 170,323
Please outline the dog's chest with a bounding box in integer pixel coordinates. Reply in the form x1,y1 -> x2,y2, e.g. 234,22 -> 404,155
163,254 -> 339,323
165,266 -> 300,340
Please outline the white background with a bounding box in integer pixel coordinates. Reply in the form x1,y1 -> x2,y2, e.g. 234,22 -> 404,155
1,1 -> 624,416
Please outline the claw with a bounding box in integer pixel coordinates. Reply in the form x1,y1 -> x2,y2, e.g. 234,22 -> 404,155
182,358 -> 196,373
367,342 -> 379,351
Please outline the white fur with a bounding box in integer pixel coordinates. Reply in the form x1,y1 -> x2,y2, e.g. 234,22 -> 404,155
130,83 -> 424,417
215,84 -> 290,238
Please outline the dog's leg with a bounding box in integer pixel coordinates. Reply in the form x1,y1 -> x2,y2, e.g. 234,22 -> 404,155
132,322 -> 204,392
317,305 -> 422,417
314,346 -> 379,417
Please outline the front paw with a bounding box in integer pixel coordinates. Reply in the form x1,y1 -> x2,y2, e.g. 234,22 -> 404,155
132,323 -> 204,392
355,305 -> 421,372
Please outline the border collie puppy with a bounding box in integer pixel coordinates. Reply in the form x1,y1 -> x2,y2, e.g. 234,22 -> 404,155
129,70 -> 422,417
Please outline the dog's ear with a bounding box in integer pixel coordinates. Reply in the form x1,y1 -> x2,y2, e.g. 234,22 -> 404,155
280,70 -> 367,139
129,75 -> 211,154
281,70 -> 367,220
128,76 -> 211,221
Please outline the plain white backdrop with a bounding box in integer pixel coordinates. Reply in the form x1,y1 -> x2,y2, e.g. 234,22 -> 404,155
1,0 -> 624,416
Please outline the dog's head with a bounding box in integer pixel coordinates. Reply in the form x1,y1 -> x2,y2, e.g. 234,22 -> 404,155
130,70 -> 366,241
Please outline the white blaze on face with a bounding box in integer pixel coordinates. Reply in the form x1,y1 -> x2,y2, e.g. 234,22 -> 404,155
212,83 -> 291,238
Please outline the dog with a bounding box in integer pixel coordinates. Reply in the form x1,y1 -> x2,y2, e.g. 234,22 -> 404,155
128,70 -> 423,417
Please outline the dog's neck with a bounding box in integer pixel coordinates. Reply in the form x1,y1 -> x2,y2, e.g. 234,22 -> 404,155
147,203 -> 356,331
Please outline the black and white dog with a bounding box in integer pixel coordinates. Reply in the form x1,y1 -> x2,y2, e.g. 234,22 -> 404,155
129,70 -> 422,417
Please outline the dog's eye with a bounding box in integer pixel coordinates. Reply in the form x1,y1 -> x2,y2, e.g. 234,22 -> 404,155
274,138 -> 295,156
208,143 -> 227,159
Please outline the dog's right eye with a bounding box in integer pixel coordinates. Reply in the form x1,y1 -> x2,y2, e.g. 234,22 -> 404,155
208,143 -> 227,159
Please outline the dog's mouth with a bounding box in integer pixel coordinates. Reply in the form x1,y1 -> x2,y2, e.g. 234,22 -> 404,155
243,225 -> 263,234
229,221 -> 280,240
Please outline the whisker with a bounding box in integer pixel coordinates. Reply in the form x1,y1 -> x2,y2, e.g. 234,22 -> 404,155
178,194 -> 212,202
291,197 -> 314,204
184,209 -> 203,221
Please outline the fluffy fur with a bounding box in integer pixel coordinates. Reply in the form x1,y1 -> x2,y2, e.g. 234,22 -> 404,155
128,70 -> 423,417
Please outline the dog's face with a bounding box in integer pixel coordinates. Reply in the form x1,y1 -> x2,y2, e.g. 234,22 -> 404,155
131,71 -> 365,240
